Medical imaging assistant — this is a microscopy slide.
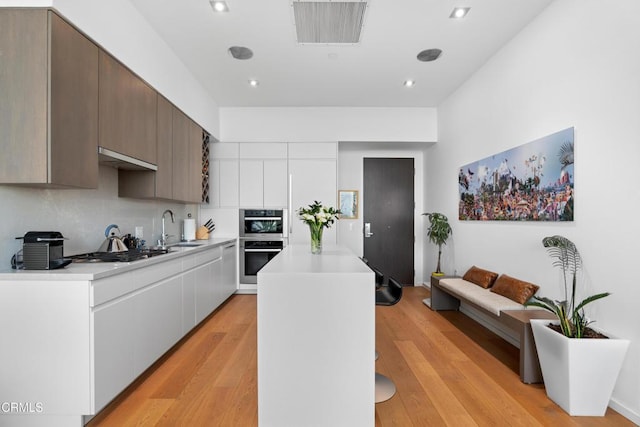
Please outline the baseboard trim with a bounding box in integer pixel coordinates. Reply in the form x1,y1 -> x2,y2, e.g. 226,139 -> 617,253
609,398 -> 640,425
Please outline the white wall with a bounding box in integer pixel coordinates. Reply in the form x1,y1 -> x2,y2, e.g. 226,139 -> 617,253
430,0 -> 640,422
220,107 -> 437,143
0,0 -> 220,137
338,142 -> 431,285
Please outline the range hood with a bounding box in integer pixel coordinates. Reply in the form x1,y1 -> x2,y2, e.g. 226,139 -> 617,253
98,147 -> 157,171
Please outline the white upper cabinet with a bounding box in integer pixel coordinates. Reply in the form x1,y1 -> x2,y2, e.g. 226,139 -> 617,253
212,142 -> 336,210
263,160 -> 288,208
219,160 -> 240,207
211,142 -> 239,159
239,160 -> 264,207
288,142 -> 337,159
238,143 -> 288,208
239,142 -> 288,159
209,143 -> 239,208
289,157 -> 337,244
239,159 -> 288,208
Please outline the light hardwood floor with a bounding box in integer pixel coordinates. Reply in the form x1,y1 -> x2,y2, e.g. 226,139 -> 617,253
88,286 -> 633,426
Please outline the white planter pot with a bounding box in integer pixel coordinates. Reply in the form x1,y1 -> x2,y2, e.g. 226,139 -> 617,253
530,319 -> 630,416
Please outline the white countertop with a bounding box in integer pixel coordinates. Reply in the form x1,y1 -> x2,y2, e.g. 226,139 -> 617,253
258,243 -> 371,276
0,237 -> 236,281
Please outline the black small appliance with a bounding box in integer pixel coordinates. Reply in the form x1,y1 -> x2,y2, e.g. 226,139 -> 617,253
20,231 -> 71,270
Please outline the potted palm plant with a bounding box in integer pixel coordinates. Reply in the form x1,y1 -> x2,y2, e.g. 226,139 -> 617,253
422,212 -> 452,276
527,235 -> 629,416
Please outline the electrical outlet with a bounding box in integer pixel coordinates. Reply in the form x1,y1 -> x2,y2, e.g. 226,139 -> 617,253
135,226 -> 144,239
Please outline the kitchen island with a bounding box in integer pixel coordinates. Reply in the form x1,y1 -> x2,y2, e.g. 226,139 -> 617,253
0,238 -> 236,427
257,244 -> 375,427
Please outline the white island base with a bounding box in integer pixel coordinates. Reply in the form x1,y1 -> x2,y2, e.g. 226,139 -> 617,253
257,244 -> 375,427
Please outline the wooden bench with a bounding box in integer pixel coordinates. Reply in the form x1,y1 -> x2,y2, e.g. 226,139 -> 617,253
429,276 -> 555,384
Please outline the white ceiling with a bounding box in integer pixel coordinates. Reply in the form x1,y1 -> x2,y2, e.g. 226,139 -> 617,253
129,0 -> 554,108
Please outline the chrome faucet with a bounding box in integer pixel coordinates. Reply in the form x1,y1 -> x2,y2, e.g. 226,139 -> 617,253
159,209 -> 175,248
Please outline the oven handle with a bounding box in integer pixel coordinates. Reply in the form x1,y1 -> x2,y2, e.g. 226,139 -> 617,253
243,216 -> 282,220
244,248 -> 282,253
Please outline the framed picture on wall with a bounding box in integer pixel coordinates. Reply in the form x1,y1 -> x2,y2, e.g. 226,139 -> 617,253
458,127 -> 574,222
338,190 -> 359,219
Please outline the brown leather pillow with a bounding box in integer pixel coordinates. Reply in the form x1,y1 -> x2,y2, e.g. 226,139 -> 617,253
462,266 -> 499,289
490,274 -> 539,304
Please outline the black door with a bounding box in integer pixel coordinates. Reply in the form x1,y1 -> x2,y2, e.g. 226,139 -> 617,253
363,158 -> 414,285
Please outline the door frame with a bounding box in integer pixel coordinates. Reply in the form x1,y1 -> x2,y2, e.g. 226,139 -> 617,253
336,143 -> 428,286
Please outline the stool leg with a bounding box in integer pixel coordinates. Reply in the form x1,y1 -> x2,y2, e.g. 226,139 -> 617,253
375,372 -> 396,403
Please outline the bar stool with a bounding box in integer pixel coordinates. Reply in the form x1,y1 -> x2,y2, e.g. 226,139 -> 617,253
360,257 -> 385,288
372,266 -> 385,289
375,276 -> 403,403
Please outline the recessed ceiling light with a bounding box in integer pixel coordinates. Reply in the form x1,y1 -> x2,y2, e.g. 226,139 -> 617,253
210,1 -> 229,13
450,7 -> 470,19
403,80 -> 416,88
248,79 -> 259,87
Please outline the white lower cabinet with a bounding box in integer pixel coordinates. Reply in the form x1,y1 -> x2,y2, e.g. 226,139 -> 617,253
133,275 -> 183,375
92,242 -> 235,414
0,242 -> 237,426
93,273 -> 183,412
93,295 -> 136,412
195,257 -> 222,324
182,269 -> 197,333
222,242 -> 237,300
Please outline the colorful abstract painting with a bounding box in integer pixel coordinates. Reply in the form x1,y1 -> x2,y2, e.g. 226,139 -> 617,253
459,127 -> 574,221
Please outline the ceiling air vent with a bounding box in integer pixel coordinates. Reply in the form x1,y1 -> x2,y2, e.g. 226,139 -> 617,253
292,1 -> 368,44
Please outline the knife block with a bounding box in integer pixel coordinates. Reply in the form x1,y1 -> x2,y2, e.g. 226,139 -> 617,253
196,225 -> 209,240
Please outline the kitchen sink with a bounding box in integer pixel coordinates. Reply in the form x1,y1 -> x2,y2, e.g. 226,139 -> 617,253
171,242 -> 203,247
142,248 -> 171,257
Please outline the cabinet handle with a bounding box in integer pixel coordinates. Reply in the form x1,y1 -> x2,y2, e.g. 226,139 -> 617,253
288,173 -> 293,234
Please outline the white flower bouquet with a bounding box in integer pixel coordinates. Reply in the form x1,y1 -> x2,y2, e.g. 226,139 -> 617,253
298,201 -> 340,253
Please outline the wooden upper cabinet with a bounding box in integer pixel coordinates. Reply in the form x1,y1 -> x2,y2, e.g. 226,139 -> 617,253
99,51 -> 157,164
50,12 -> 99,188
155,95 -> 174,199
170,108 -> 202,203
119,99 -> 203,203
0,10 -> 99,188
118,95 -> 173,200
171,108 -> 191,202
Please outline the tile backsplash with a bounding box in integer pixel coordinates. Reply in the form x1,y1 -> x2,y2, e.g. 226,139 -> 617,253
0,166 -> 196,269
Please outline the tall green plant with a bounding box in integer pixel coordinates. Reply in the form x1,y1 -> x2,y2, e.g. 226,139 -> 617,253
526,235 -> 610,338
422,212 -> 452,275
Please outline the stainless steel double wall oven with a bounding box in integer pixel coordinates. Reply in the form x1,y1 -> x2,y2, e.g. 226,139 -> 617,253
239,209 -> 287,284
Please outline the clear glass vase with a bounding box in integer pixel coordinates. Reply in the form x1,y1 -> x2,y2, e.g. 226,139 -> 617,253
309,225 -> 323,254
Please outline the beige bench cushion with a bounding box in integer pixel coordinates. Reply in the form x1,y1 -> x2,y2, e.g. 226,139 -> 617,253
438,278 -> 525,316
